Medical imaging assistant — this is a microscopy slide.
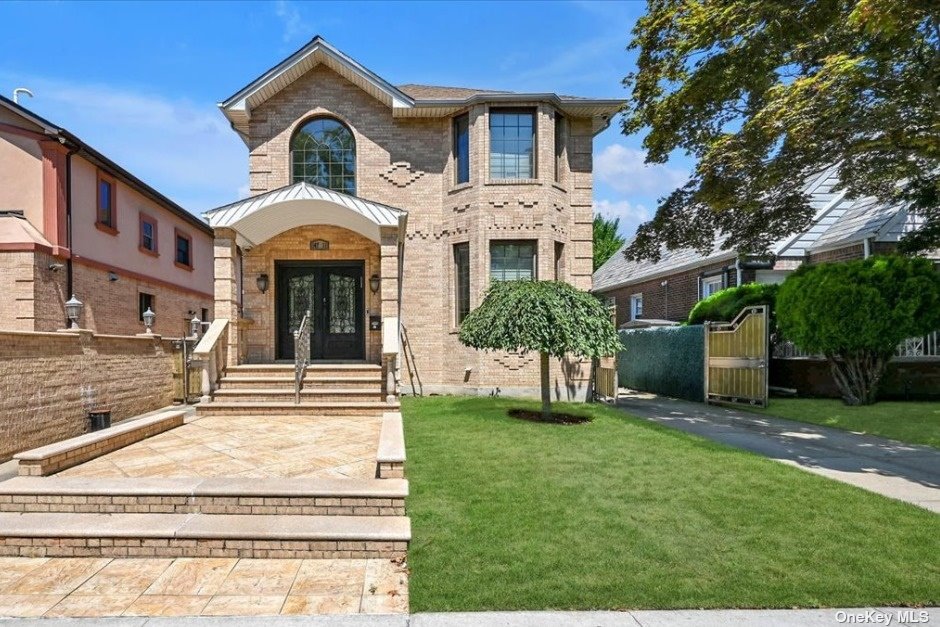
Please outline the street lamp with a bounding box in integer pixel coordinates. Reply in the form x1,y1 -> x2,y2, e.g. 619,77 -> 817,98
142,307 -> 156,334
64,294 -> 83,330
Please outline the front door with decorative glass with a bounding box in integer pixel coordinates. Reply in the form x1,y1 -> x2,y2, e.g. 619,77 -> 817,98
275,262 -> 365,361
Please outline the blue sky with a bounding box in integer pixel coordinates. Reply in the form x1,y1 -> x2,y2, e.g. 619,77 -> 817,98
0,0 -> 690,239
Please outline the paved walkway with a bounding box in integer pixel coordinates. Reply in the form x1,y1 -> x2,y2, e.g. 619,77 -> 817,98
616,392 -> 940,512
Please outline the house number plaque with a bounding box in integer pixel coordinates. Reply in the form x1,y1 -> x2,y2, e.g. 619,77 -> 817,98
310,239 -> 330,251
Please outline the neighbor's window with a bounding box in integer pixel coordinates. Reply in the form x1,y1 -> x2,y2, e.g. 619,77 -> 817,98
291,116 -> 356,195
490,240 -> 536,281
454,243 -> 470,324
453,113 -> 470,185
138,292 -> 155,321
554,112 -> 566,183
630,294 -> 643,320
489,108 -> 535,179
96,171 -> 116,231
175,229 -> 193,269
701,275 -> 724,299
139,214 -> 157,254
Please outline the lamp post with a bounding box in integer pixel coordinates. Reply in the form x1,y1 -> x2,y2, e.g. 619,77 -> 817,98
64,295 -> 83,330
142,307 -> 156,335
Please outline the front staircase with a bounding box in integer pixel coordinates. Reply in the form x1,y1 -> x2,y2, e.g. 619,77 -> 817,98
197,363 -> 397,416
0,360 -> 409,560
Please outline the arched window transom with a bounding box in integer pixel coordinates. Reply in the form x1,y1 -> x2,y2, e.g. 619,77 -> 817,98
291,117 -> 356,195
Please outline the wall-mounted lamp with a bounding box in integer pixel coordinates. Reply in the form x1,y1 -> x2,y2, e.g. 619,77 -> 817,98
190,316 -> 202,339
108,271 -> 119,282
256,273 -> 269,294
142,307 -> 156,334
64,294 -> 83,330
369,274 -> 380,294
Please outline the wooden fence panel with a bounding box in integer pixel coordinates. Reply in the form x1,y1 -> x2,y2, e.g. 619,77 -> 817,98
705,305 -> 769,407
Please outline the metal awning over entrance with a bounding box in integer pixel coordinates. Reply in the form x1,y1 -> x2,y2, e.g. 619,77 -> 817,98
203,182 -> 407,248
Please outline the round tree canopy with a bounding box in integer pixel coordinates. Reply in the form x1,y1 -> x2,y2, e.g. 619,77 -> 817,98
458,280 -> 623,359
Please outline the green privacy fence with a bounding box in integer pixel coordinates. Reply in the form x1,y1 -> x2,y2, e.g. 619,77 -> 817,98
617,326 -> 705,402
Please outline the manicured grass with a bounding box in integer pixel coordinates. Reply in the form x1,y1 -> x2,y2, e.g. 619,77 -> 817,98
403,396 -> 940,611
752,398 -> 940,448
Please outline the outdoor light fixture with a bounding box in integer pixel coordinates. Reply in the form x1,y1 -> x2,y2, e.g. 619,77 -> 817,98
257,273 -> 269,294
64,294 -> 83,330
108,272 -> 119,282
190,316 -> 202,338
142,307 -> 156,334
369,274 -> 380,294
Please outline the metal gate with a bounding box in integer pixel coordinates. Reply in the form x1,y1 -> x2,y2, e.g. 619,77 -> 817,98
704,305 -> 769,407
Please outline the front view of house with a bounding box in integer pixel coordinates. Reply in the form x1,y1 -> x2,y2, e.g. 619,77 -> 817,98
206,36 -> 623,400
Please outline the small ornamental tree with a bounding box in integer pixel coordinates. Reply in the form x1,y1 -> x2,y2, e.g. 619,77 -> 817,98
687,282 -> 779,326
459,280 -> 623,419
777,256 -> 940,406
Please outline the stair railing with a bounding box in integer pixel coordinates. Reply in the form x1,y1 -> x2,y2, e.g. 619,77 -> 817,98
191,319 -> 230,403
294,310 -> 311,404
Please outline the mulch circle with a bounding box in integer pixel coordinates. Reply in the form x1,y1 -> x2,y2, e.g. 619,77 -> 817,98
508,408 -> 592,425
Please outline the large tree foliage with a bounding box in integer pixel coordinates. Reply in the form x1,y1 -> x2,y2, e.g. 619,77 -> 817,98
593,215 -> 627,271
776,256 -> 940,405
459,281 -> 623,419
623,0 -> 940,261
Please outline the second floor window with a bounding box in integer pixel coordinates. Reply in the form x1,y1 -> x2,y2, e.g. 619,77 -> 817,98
453,113 -> 470,185
97,172 -> 116,231
291,117 -> 356,195
490,240 -> 536,281
489,108 -> 535,180
139,214 -> 157,254
175,230 -> 192,269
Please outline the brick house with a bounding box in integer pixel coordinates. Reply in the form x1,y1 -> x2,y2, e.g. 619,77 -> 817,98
205,36 -> 623,400
0,96 -> 213,336
594,165 -> 939,327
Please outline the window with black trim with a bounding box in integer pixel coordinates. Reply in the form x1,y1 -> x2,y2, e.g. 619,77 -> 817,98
454,243 -> 470,324
490,240 -> 537,281
453,113 -> 470,185
175,230 -> 192,269
489,108 -> 535,179
138,292 -> 155,321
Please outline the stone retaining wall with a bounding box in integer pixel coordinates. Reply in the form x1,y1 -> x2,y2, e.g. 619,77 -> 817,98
0,329 -> 180,462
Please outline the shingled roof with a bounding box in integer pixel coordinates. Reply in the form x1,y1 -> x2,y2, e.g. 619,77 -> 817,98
396,84 -> 511,100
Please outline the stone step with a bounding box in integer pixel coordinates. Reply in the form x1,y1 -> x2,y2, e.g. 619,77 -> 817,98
196,401 -> 399,417
0,512 -> 410,559
213,388 -> 384,403
0,477 -> 407,516
219,375 -> 382,390
226,364 -> 382,378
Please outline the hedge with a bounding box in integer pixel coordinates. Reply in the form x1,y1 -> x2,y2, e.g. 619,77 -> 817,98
617,325 -> 704,402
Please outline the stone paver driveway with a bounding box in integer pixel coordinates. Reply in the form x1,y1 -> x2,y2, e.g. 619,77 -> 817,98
58,414 -> 381,480
0,556 -> 407,617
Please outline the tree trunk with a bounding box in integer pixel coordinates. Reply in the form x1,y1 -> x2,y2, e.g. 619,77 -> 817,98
826,351 -> 889,406
540,351 -> 551,420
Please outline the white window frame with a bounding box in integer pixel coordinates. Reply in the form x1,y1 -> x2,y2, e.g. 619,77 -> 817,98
700,275 -> 725,299
630,293 -> 643,320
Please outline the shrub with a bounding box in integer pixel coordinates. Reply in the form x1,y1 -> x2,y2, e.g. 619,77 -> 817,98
617,326 -> 704,401
687,282 -> 779,326
776,256 -> 940,405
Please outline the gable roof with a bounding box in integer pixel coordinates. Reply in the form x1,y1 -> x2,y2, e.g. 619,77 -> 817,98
219,36 -> 625,143
592,170 -> 919,293
0,95 -> 211,236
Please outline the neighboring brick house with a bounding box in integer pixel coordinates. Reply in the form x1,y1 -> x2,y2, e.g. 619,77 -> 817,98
0,96 -> 213,336
594,165 -> 939,327
205,36 -> 623,399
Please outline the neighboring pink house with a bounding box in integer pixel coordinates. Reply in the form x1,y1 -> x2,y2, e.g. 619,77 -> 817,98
0,95 -> 213,336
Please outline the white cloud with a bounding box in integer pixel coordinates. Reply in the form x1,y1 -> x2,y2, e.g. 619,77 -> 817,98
593,199 -> 650,238
274,1 -> 311,44
595,143 -> 688,197
1,74 -> 247,216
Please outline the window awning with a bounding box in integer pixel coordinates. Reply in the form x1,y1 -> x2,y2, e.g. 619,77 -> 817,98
203,182 -> 407,248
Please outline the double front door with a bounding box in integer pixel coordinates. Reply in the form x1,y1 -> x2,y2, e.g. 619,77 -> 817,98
276,262 -> 365,361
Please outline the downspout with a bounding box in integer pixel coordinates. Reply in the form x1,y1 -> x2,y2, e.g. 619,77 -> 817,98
863,238 -> 871,259
735,258 -> 743,286
64,142 -> 80,310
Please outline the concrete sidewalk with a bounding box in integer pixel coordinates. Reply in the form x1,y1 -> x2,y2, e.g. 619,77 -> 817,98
616,392 -> 940,513
0,608 -> 937,625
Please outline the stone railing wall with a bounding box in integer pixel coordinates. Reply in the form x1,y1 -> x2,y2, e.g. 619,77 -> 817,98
0,329 -> 180,462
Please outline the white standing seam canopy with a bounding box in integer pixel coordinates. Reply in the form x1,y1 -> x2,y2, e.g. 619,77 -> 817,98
203,182 -> 407,248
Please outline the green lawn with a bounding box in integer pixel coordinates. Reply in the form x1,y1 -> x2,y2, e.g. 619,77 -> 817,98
403,396 -> 940,612
751,398 -> 940,448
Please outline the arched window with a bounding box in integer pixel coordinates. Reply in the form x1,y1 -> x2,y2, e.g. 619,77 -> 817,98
290,117 -> 356,195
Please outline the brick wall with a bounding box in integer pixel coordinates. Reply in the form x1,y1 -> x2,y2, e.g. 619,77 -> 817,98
0,330 -> 178,462
239,65 -> 595,399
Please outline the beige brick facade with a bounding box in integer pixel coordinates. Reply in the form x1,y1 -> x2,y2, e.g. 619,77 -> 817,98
224,63 -> 601,399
